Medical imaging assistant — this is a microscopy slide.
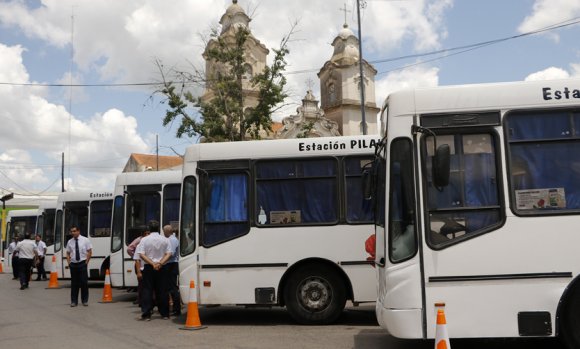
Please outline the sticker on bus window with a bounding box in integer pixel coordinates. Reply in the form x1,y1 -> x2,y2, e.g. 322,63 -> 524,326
270,210 -> 301,224
515,188 -> 566,210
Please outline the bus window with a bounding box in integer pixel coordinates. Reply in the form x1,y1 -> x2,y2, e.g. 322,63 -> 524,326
41,209 -> 56,246
424,132 -> 502,247
506,109 -> 580,213
180,176 -> 196,256
255,158 -> 338,226
65,202 -> 89,238
162,184 -> 180,230
126,192 -> 160,244
203,173 -> 249,246
111,196 -> 124,253
389,138 -> 417,262
90,200 -> 112,237
344,156 -> 374,223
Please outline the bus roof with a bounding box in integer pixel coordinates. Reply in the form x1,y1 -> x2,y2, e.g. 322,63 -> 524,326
7,209 -> 38,219
183,135 -> 380,163
56,191 -> 113,204
113,170 -> 181,187
385,78 -> 580,117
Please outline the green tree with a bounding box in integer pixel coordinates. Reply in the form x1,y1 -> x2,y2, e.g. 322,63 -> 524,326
158,22 -> 296,142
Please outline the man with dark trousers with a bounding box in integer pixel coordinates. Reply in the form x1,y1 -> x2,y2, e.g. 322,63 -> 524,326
66,225 -> 92,307
136,220 -> 172,320
14,232 -> 37,290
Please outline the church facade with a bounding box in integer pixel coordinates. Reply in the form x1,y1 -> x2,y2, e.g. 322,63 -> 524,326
204,0 -> 379,139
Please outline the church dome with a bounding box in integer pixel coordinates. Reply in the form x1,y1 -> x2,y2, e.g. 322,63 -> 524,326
225,0 -> 245,16
331,24 -> 360,64
220,0 -> 251,34
338,23 -> 356,40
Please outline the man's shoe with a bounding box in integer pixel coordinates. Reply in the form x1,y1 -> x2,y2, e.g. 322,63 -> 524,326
162,316 -> 170,320
82,303 -> 88,306
19,286 -> 25,290
70,303 -> 78,307
171,311 -> 181,317
140,313 -> 151,321
35,279 -> 41,281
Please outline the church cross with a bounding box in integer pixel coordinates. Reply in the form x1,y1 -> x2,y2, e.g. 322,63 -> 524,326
339,3 -> 351,26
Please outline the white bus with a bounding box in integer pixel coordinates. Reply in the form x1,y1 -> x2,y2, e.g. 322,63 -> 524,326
3,209 -> 38,273
178,135 -> 379,324
51,192 -> 113,280
372,78 -> 580,348
109,171 -> 181,288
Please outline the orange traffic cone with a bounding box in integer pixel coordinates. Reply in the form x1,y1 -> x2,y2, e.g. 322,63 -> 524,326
46,255 -> 61,289
179,280 -> 206,330
435,308 -> 451,349
99,269 -> 115,303
0,261 -> 4,273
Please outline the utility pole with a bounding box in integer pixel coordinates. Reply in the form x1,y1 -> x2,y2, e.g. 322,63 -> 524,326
156,134 -> 159,171
356,0 -> 368,135
61,152 -> 65,192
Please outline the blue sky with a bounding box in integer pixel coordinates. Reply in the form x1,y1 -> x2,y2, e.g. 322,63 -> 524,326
0,0 -> 579,196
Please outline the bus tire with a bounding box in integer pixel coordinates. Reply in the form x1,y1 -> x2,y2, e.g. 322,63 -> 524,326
283,265 -> 346,325
560,284 -> 580,349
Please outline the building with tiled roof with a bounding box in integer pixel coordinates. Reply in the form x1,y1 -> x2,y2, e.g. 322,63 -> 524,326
122,153 -> 183,173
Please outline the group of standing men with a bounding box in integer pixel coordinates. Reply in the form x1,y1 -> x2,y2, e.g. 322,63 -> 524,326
8,233 -> 48,290
5,221 -> 180,316
131,220 -> 181,321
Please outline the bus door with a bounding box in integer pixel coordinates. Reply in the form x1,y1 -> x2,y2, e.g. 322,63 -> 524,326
38,209 -> 56,276
110,195 -> 125,287
53,209 -> 64,278
377,136 -> 424,338
88,200 -> 113,279
123,185 -> 161,288
420,126 -> 504,337
62,201 -> 89,278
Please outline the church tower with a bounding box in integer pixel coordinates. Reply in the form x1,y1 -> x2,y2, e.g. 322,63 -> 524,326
201,0 -> 269,123
318,23 -> 379,136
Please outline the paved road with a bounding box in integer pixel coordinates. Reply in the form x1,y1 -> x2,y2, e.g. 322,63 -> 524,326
0,273 -> 564,349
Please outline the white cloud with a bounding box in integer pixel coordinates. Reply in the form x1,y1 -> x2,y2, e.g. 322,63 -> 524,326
524,67 -> 570,81
518,0 -> 580,41
0,0 -> 453,192
375,66 -> 440,105
0,0 -> 451,106
0,43 -> 148,192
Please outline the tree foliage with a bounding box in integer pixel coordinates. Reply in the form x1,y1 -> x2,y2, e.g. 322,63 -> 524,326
157,22 -> 296,142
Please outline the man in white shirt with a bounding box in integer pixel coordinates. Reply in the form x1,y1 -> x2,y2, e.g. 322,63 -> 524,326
66,225 -> 92,307
34,234 -> 48,281
136,220 -> 172,321
14,233 -> 37,290
7,238 -> 19,280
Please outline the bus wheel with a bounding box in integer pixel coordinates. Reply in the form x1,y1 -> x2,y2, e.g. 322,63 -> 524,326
560,284 -> 580,349
284,265 -> 346,325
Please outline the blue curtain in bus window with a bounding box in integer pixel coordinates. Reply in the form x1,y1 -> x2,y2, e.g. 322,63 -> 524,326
345,157 -> 373,223
464,153 -> 498,207
90,200 -> 112,237
256,159 -> 338,225
508,112 -> 572,140
206,174 -> 247,222
204,174 -> 248,246
511,142 -> 580,209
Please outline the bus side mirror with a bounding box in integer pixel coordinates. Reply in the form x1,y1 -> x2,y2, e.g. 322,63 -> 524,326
433,144 -> 450,188
362,169 -> 373,200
